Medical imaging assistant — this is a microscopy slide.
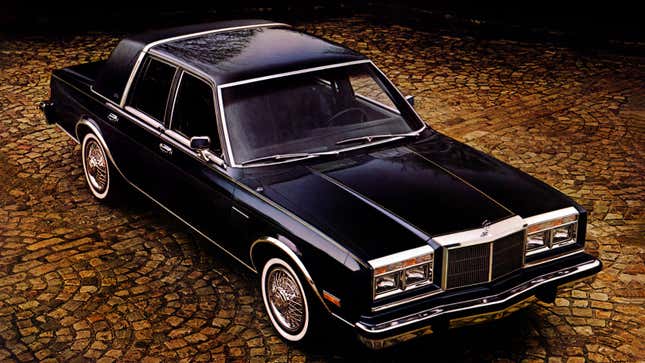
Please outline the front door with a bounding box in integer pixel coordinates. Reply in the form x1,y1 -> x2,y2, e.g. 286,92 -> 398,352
156,71 -> 236,249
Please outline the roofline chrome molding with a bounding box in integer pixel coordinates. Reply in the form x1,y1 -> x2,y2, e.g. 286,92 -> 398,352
249,236 -> 334,314
523,207 -> 579,227
216,60 -> 427,168
432,215 -> 525,247
119,22 -> 290,107
74,118 -> 257,272
356,258 -> 601,334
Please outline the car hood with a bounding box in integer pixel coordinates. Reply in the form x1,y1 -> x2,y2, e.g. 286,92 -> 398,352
242,132 -> 574,261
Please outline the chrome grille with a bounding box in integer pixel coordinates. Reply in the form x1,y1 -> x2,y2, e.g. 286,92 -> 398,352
444,243 -> 491,289
492,231 -> 525,279
444,231 -> 526,290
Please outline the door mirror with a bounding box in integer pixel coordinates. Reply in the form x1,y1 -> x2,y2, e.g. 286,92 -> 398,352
190,136 -> 210,150
405,95 -> 415,107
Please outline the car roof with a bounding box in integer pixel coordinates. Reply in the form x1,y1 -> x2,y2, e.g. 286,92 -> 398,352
151,26 -> 367,85
93,19 -> 366,104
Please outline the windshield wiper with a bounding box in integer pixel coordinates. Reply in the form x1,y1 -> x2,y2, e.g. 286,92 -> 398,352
240,152 -> 315,166
335,130 -> 423,146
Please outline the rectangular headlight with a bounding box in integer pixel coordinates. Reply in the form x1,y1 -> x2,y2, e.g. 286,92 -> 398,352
403,264 -> 428,286
375,272 -> 399,295
552,223 -> 577,247
526,231 -> 548,252
369,246 -> 434,299
525,208 -> 579,256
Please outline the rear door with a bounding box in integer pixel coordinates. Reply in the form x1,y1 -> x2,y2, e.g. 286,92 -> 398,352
106,56 -> 177,201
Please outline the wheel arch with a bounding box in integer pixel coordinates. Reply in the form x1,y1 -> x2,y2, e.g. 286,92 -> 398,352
250,236 -> 333,315
75,117 -> 126,182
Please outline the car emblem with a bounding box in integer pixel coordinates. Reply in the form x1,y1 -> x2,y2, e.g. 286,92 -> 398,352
481,220 -> 492,237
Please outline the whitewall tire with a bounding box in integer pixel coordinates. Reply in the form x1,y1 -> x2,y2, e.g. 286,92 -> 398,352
81,133 -> 112,200
261,258 -> 310,342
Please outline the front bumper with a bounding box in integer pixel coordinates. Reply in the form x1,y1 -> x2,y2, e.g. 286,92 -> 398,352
354,252 -> 601,349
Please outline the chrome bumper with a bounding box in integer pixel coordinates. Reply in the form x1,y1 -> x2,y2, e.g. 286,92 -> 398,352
355,257 -> 601,349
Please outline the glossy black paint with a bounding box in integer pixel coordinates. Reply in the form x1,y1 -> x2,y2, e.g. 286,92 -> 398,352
44,21 -> 600,342
408,132 -> 575,217
154,27 -> 366,85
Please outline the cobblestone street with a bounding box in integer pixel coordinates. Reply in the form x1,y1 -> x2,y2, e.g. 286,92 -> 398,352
0,16 -> 644,362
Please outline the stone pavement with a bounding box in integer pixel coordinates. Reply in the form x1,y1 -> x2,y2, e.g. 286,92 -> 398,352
0,17 -> 643,362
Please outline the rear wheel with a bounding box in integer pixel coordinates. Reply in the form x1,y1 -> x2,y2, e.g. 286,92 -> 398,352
81,133 -> 121,201
261,257 -> 311,342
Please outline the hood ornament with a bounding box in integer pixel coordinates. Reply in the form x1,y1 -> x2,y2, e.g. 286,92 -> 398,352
481,220 -> 492,237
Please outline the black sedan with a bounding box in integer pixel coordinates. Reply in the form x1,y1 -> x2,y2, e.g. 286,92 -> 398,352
40,19 -> 601,348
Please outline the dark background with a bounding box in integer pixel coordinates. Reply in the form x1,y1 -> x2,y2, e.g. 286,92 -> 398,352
1,1 -> 643,48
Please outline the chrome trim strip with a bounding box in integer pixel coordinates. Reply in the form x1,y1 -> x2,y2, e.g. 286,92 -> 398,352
331,312 -> 355,328
372,287 -> 443,313
368,60 -> 427,129
219,59 -> 371,88
524,248 -> 585,268
168,70 -> 185,130
119,22 -> 289,106
56,124 -> 79,144
356,258 -> 601,334
524,207 -> 579,227
488,242 -> 494,281
355,92 -> 400,115
159,132 -> 227,169
231,206 -> 249,219
432,215 -> 525,247
249,236 -> 333,314
147,22 -> 289,50
164,129 -> 191,148
368,246 -> 434,269
524,207 -> 579,225
124,106 -> 165,131
75,118 -> 256,272
216,86 -> 236,165
105,103 -> 161,138
90,86 -> 120,107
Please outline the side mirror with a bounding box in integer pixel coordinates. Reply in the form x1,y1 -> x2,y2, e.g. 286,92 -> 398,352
405,95 -> 415,107
190,136 -> 210,150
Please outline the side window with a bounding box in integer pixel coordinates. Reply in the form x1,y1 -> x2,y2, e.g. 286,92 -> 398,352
171,73 -> 221,152
129,57 -> 176,122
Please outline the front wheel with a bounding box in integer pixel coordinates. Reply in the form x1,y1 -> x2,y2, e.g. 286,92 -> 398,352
261,257 -> 311,342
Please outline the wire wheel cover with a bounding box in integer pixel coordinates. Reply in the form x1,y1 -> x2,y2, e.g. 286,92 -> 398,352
85,140 -> 108,193
267,266 -> 306,333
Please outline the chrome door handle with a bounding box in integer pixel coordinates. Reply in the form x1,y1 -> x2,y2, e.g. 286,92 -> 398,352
107,113 -> 119,123
159,143 -> 173,155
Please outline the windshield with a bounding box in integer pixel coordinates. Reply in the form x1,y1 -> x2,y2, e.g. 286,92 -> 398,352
221,63 -> 423,165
